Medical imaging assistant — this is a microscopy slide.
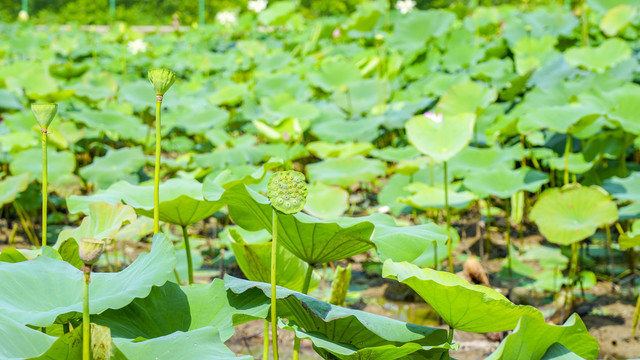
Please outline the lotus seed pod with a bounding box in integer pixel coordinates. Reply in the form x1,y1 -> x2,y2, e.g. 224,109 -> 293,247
78,237 -> 106,265
31,103 -> 58,129
267,170 -> 308,214
148,69 -> 176,96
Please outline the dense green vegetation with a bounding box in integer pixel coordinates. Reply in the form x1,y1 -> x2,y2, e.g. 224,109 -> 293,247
0,0 -> 639,358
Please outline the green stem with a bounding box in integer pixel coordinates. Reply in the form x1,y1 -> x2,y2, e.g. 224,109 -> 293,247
153,99 -> 162,234
447,326 -> 454,344
433,241 -> 438,270
173,269 -> 181,284
82,265 -> 91,360
633,290 -> 640,338
182,225 -> 194,285
263,320 -> 270,360
293,265 -> 314,360
41,130 -> 48,247
506,199 -> 512,292
605,225 -> 614,288
485,198 -> 492,260
270,208 -> 279,360
564,134 -> 572,186
444,161 -> 453,273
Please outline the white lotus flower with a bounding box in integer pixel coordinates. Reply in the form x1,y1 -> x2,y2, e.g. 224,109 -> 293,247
127,39 -> 147,55
395,0 -> 416,14
216,11 -> 238,26
248,0 -> 268,13
424,111 -> 443,123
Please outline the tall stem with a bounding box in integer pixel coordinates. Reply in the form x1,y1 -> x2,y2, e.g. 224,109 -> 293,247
444,161 -> 453,273
564,134 -> 572,186
433,241 -> 438,270
605,225 -> 615,289
633,291 -> 640,338
447,326 -> 454,344
153,99 -> 162,234
293,265 -> 314,360
182,225 -> 194,285
263,320 -> 270,360
41,130 -> 48,247
485,198 -> 492,260
506,199 -> 512,291
82,265 -> 91,360
270,209 -> 279,360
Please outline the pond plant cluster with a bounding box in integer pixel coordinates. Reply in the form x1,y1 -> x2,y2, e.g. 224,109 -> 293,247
0,0 -> 639,359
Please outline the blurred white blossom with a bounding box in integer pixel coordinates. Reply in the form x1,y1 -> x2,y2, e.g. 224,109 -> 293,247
216,11 -> 238,26
395,0 -> 416,14
248,0 -> 268,13
18,10 -> 29,22
332,28 -> 341,38
127,39 -> 147,55
424,111 -> 443,123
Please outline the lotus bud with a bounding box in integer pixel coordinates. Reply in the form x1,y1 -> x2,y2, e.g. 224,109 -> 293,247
148,69 -> 176,98
31,103 -> 58,130
18,10 -> 29,22
267,170 -> 308,214
78,237 -> 106,265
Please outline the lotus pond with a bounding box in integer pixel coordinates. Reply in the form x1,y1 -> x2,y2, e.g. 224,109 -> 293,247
1,0 -> 640,359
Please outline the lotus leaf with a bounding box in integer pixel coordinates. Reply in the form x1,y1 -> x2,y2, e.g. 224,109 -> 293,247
402,183 -> 476,210
486,314 -> 598,360
79,147 -> 146,190
463,167 -> 548,199
405,112 -> 476,162
530,186 -> 618,245
0,173 -> 30,206
564,38 -> 631,73
306,156 -> 386,187
10,147 -> 75,183
382,260 -> 543,332
56,202 -> 136,248
600,5 -> 638,37
304,182 -> 349,219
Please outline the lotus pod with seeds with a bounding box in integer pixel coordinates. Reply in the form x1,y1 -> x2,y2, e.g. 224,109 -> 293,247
267,170 -> 308,214
148,69 -> 176,96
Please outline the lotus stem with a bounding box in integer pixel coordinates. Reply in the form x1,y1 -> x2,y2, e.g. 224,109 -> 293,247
270,208 -> 279,360
633,291 -> 640,338
41,129 -> 48,247
444,161 -> 453,273
153,98 -> 162,234
433,241 -> 438,270
505,199 -> 512,292
605,225 -> 615,290
485,198 -> 492,260
293,265 -> 314,360
182,225 -> 194,285
564,134 -> 572,186
263,320 -> 270,360
82,264 -> 91,360
447,326 -> 454,344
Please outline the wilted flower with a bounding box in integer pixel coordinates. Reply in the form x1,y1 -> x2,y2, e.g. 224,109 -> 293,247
424,111 -> 443,123
216,11 -> 238,26
332,28 -> 341,38
18,10 -> 29,22
248,0 -> 268,13
78,237 -> 106,265
395,0 -> 416,14
127,39 -> 147,55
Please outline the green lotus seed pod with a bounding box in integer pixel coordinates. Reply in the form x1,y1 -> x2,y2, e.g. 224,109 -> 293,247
78,237 -> 106,265
267,170 -> 308,214
31,103 -> 58,129
148,69 -> 176,96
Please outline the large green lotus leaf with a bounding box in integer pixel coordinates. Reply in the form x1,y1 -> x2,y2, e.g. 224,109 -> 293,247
10,148 -> 75,183
332,79 -> 382,115
307,60 -> 362,92
512,35 -> 558,75
369,147 -> 421,162
547,153 -> 594,174
604,84 -> 640,136
208,83 -> 247,106
463,167 -> 548,199
368,214 -> 452,268
541,343 -> 584,360
486,314 -> 598,360
388,10 -> 455,57
218,184 -> 375,264
32,324 -> 127,360
405,112 -> 476,162
0,234 -> 175,327
69,110 -> 148,142
434,81 -> 497,116
401,183 -> 476,210
517,103 -> 601,134
564,38 -> 631,73
530,186 -> 618,245
306,141 -> 373,160
0,173 -> 30,206
225,276 -> 450,359
0,247 -> 29,263
114,327 -> 250,360
0,313 -> 56,359
603,172 -> 640,202
600,5 -> 638,36
229,229 -> 320,292
311,118 -> 381,143
306,156 -> 386,187
118,81 -> 154,111
382,260 -> 543,333
448,146 -> 522,174
79,147 -> 146,190
257,0 -> 296,25
303,182 -> 349,219
0,89 -> 22,110
55,202 -> 137,248
0,132 -> 38,152
177,107 -> 229,135
201,158 -> 283,200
